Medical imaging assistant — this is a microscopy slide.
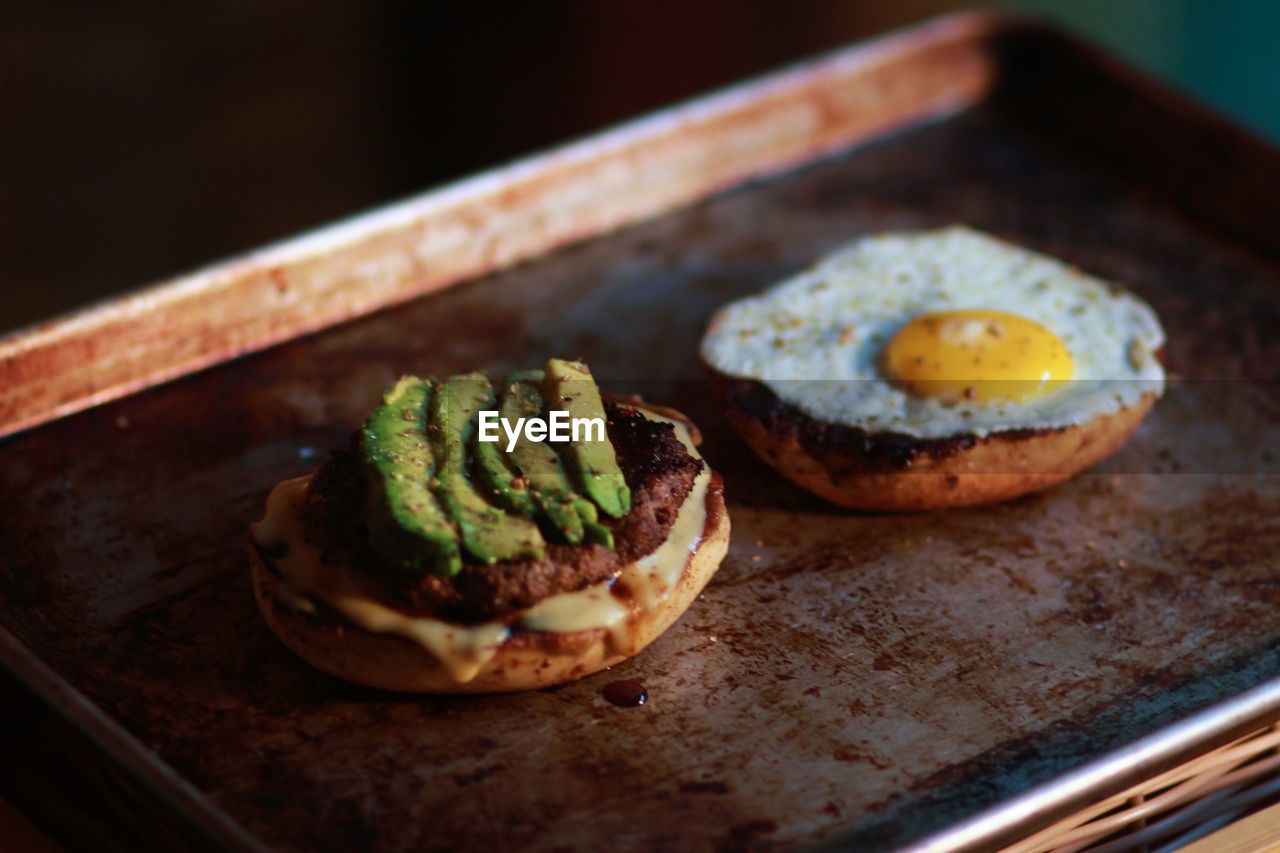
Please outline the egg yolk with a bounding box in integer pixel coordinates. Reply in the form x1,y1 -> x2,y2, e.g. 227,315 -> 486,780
882,310 -> 1074,404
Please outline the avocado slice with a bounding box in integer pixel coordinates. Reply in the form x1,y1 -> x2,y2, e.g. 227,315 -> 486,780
430,373 -> 545,564
573,494 -> 615,548
543,359 -> 631,519
359,376 -> 461,575
474,436 -> 539,517
499,371 -> 614,547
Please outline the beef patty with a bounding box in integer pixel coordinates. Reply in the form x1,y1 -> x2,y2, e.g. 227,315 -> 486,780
300,402 -> 703,622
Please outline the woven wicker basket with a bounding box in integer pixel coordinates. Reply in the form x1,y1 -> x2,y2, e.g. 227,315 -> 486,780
1007,723 -> 1280,851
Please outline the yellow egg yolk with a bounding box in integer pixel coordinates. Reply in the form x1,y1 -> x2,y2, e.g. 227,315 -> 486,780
882,310 -> 1075,404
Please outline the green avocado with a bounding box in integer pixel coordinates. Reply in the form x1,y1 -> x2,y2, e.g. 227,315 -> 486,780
471,374 -> 538,518
499,371 -> 613,547
573,493 -> 615,548
359,376 -> 461,575
543,359 -> 631,519
430,373 -> 545,564
474,435 -> 539,517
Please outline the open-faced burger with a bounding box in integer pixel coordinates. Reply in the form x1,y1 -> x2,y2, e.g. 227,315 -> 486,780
700,227 -> 1165,511
250,359 -> 729,692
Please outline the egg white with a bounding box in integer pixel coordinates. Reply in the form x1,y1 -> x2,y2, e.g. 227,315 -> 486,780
700,226 -> 1165,438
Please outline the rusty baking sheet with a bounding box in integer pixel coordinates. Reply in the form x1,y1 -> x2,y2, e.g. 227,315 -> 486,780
2,12 -> 1279,852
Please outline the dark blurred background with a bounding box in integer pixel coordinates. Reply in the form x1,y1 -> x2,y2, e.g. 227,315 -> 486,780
0,0 -> 1275,333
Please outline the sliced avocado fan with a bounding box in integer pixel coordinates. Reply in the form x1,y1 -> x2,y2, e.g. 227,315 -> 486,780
357,360 -> 628,574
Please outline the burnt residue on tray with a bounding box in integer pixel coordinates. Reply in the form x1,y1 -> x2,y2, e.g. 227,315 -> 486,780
2,51 -> 1280,853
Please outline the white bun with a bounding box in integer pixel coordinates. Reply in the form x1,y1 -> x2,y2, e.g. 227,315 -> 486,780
717,375 -> 1155,511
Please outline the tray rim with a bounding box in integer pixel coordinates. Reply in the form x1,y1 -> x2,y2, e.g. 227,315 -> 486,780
0,626 -> 267,851
908,679 -> 1280,852
0,9 -> 1002,442
3,11 -> 1280,851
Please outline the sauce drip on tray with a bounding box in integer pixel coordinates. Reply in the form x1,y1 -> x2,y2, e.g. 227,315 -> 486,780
602,679 -> 648,708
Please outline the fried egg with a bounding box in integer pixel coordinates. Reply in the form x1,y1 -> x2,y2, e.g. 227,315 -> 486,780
700,227 -> 1165,439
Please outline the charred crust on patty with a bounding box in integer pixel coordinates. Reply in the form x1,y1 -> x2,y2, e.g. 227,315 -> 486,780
300,401 -> 703,622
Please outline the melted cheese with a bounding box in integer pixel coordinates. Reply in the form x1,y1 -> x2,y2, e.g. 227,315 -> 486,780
251,413 -> 710,683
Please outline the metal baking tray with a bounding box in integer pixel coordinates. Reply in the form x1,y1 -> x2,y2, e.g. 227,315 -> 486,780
1,12 -> 1278,851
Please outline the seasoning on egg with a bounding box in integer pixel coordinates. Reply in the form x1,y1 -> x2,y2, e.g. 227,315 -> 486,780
881,309 -> 1076,404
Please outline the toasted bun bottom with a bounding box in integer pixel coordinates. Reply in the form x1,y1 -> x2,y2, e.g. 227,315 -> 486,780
250,480 -> 728,693
722,387 -> 1155,511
